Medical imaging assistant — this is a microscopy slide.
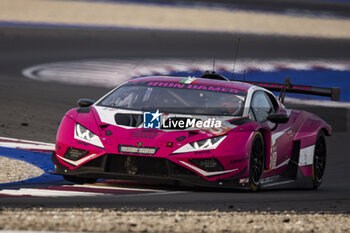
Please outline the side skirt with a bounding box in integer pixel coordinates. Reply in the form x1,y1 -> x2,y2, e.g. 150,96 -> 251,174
260,140 -> 313,189
281,140 -> 300,179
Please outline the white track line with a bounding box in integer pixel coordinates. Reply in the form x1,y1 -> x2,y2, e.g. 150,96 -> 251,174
0,142 -> 55,151
75,184 -> 166,192
71,184 -> 187,197
0,186 -> 185,197
0,137 -> 54,146
0,188 -> 106,197
22,59 -> 350,88
0,137 -> 55,151
112,191 -> 187,197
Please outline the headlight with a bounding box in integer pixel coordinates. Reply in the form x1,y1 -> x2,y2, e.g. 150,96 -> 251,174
172,135 -> 226,154
189,136 -> 226,150
74,123 -> 104,148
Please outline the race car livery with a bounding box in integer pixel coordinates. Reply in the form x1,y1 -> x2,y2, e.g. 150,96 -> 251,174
52,74 -> 338,191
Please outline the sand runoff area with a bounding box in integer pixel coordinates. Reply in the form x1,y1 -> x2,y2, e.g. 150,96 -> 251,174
0,0 -> 350,39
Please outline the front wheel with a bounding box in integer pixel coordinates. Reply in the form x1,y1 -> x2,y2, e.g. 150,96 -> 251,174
63,175 -> 97,184
312,131 -> 327,189
249,132 -> 265,191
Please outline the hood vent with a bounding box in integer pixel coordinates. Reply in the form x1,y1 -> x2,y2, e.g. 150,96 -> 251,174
188,131 -> 199,137
115,113 -> 143,127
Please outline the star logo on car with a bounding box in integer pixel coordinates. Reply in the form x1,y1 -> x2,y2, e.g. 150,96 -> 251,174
151,109 -> 162,122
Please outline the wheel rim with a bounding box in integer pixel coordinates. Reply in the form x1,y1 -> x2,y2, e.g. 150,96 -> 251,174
314,135 -> 326,182
250,135 -> 264,184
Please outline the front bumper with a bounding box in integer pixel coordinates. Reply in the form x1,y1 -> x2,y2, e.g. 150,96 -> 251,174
52,152 -> 249,189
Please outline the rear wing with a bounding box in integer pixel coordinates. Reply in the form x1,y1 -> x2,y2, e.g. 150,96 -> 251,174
240,77 -> 340,102
199,72 -> 340,102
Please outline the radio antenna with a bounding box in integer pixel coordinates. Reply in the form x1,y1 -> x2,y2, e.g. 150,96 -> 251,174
212,59 -> 216,73
232,38 -> 241,80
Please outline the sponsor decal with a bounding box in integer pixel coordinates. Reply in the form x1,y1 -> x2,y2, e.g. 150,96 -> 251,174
270,151 -> 278,169
179,76 -> 196,84
136,142 -> 143,147
298,145 -> 315,166
147,81 -> 240,94
204,121 -> 236,136
143,109 -> 222,130
76,141 -> 89,146
163,117 -> 221,129
239,178 -> 249,184
131,130 -> 158,139
194,150 -> 211,155
143,110 -> 162,129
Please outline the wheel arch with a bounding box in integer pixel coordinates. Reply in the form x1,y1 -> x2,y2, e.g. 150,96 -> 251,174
256,128 -> 271,170
249,130 -> 266,191
320,127 -> 331,137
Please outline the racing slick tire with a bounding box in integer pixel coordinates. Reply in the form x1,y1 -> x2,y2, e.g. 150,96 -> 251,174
249,132 -> 265,191
312,131 -> 327,189
63,175 -> 97,184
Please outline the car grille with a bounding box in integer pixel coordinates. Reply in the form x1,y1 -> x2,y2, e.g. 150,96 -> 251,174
105,154 -> 169,176
102,154 -> 198,178
77,153 -> 200,179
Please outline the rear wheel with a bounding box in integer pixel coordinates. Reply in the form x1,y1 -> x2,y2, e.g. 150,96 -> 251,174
63,175 -> 97,184
312,131 -> 327,189
249,132 -> 265,191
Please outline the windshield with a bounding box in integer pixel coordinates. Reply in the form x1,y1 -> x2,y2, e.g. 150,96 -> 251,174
97,82 -> 246,116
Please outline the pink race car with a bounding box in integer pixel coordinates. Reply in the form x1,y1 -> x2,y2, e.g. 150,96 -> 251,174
52,73 -> 339,191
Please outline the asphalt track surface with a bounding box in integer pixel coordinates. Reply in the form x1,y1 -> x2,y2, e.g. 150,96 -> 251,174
0,26 -> 350,211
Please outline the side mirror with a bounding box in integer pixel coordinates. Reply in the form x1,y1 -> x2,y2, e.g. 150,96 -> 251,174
267,113 -> 289,124
77,99 -> 95,108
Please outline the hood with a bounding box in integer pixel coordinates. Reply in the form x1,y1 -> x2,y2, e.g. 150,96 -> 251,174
65,105 -> 256,157
93,105 -> 240,131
